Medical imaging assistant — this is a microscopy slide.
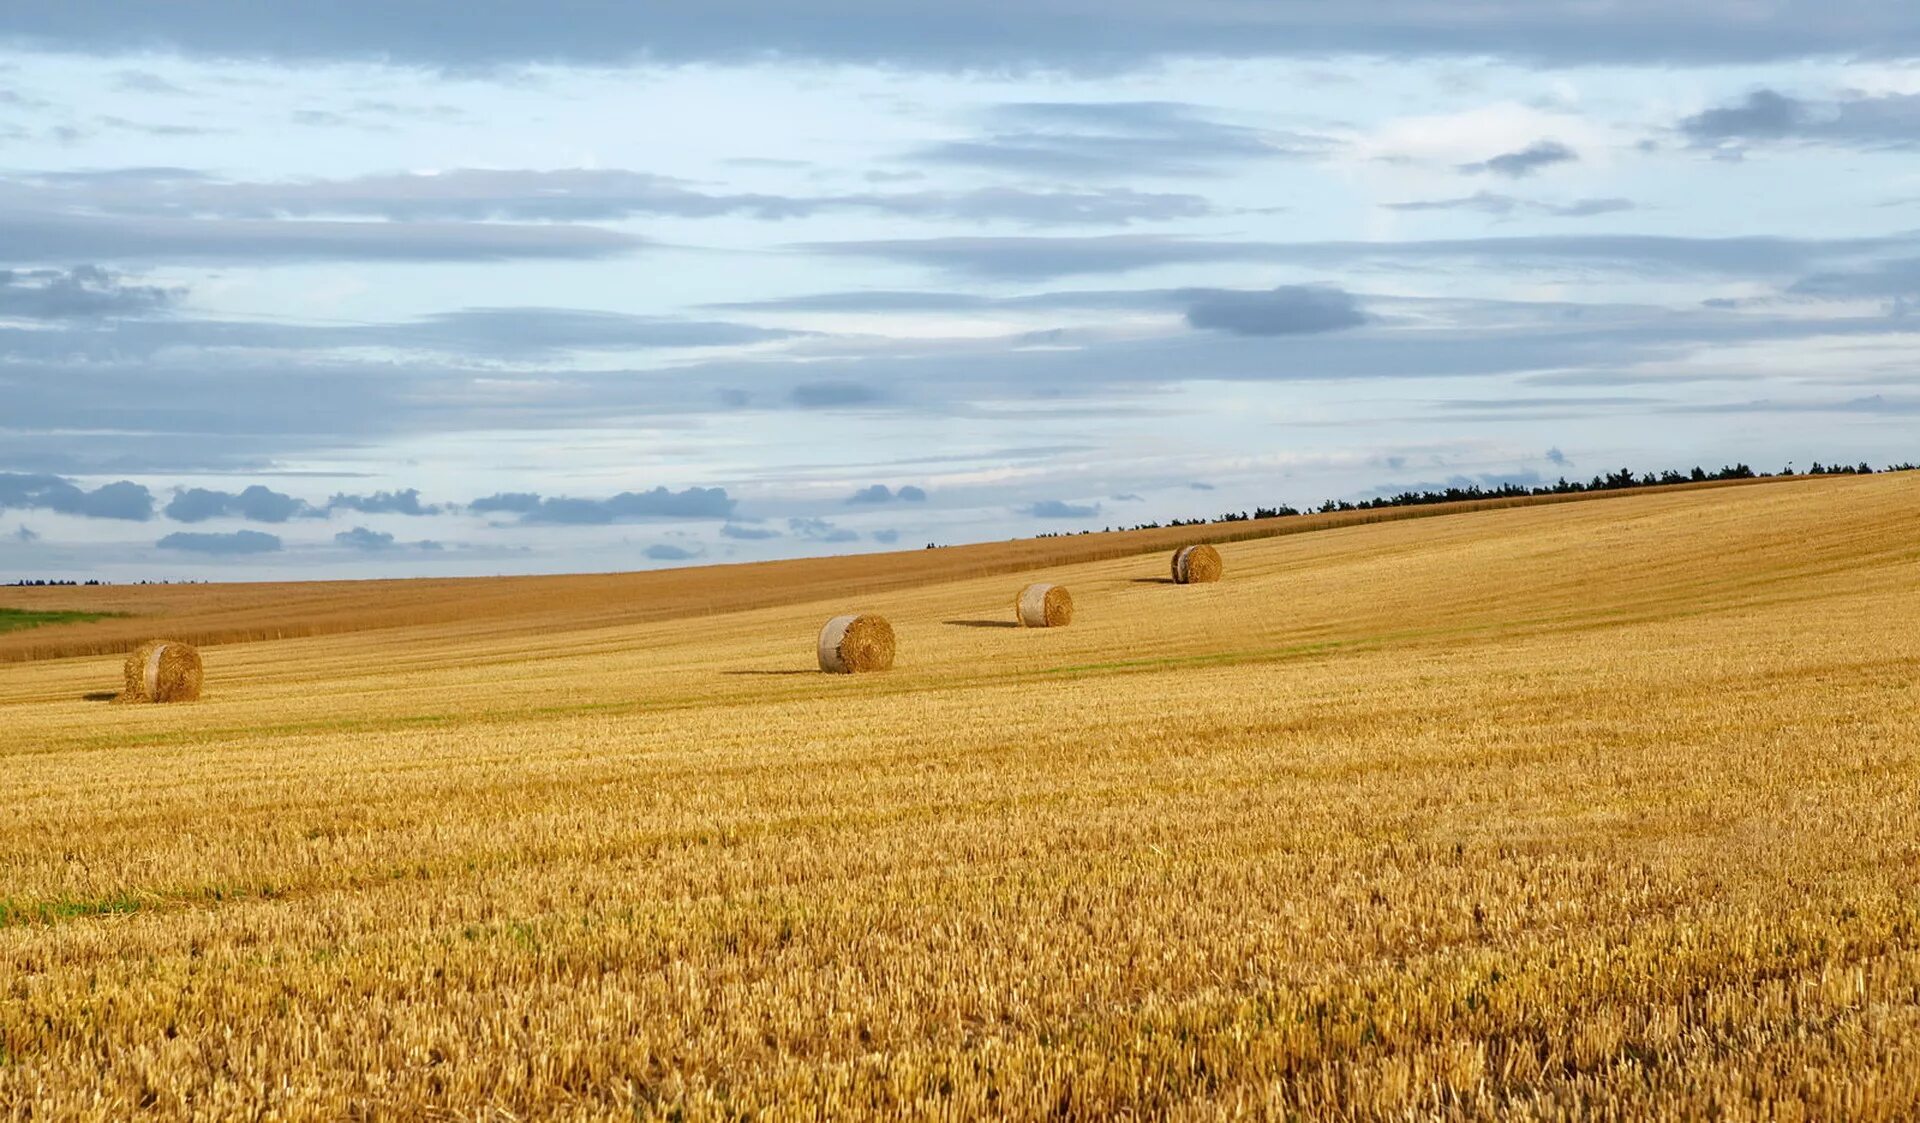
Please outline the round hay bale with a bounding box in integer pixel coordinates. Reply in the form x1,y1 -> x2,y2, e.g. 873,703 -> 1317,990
1015,582 -> 1073,627
818,614 -> 896,674
118,640 -> 203,704
1171,544 -> 1224,585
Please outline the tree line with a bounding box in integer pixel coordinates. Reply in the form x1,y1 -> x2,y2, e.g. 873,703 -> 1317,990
1099,460 -> 1918,533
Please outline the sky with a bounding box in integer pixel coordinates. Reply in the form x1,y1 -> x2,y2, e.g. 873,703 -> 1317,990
2,3 -> 1919,581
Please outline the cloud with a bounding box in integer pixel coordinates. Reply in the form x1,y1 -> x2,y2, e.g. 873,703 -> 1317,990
165,484 -> 313,523
802,230 -> 1918,280
112,69 -> 190,95
9,2 -> 1915,68
1025,499 -> 1100,518
1679,88 -> 1920,150
1365,470 -> 1550,496
644,543 -> 700,560
871,529 -> 900,544
1185,285 -> 1368,336
156,529 -> 282,554
484,487 -> 736,524
1790,257 -> 1920,298
3,168 -> 1208,229
1546,447 -> 1570,467
339,308 -> 798,357
791,381 -> 882,408
788,517 -> 860,542
910,101 -> 1329,178
334,526 -> 396,550
329,489 -> 442,516
1112,493 -> 1143,501
846,483 -> 928,504
13,525 -> 38,543
1383,192 -> 1634,218
0,473 -> 154,520
0,265 -> 180,319
0,210 -> 643,266
1188,482 -> 1216,491
1459,140 -> 1578,178
719,522 -> 780,540
469,493 -> 543,515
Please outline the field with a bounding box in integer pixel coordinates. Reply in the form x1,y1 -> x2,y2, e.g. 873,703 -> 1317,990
2,473 -> 1919,1120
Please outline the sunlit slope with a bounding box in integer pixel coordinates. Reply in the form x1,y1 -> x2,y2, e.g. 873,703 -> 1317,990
0,475 -> 1791,663
2,473 -> 1919,1120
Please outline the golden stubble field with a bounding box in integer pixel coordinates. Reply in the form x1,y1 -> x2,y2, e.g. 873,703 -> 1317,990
2,473 -> 1919,1120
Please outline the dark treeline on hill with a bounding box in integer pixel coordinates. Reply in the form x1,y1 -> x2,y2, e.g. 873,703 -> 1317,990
1035,460 -> 1917,537
7,578 -> 105,587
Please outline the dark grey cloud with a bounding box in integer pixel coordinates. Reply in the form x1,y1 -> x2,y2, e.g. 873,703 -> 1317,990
0,210 -> 643,266
911,101 -> 1329,178
13,525 -> 39,543
1188,482 -> 1216,491
788,517 -> 859,542
802,230 -> 1920,281
156,529 -> 281,554
0,265 -> 180,319
1679,89 -> 1920,150
719,522 -> 780,540
1383,192 -> 1634,219
1185,285 -> 1367,336
791,381 -> 882,408
480,487 -> 735,525
468,492 -> 542,515
5,168 -> 1208,228
644,543 -> 700,561
1546,447 -> 1570,466
328,489 -> 442,516
1459,140 -> 1578,178
1025,499 -> 1100,518
846,483 -> 928,504
870,529 -> 900,544
165,484 -> 313,523
7,2 -> 1915,68
0,473 -> 154,520
334,526 -> 396,550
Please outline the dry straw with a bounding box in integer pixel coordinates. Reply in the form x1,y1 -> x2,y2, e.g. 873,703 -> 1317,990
1171,544 -> 1224,584
818,614 -> 896,673
117,640 -> 204,703
1015,583 -> 1073,627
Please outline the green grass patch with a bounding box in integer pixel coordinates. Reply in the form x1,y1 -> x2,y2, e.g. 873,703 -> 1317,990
0,893 -> 144,927
0,606 -> 125,634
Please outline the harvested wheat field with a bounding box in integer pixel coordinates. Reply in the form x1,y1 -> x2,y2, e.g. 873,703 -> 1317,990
3,473 -> 1920,1120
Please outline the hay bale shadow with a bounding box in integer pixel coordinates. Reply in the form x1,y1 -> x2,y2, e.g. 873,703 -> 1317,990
1130,577 -> 1177,585
82,690 -> 119,703
718,664 -> 814,675
944,619 -> 1019,629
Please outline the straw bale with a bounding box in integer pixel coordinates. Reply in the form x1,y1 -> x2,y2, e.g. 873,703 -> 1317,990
117,640 -> 203,703
1015,583 -> 1073,627
1171,544 -> 1224,584
818,614 -> 896,673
